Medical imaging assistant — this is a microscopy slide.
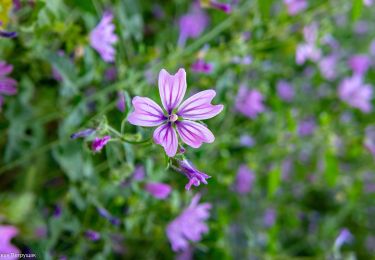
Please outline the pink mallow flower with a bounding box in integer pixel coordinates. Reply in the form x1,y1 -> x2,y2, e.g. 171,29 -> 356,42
144,182 -> 172,199
348,55 -> 371,76
177,159 -> 211,190
284,0 -> 307,15
91,136 -> 111,152
166,194 -> 211,252
235,86 -> 265,119
338,75 -> 372,113
128,68 -> 223,157
0,225 -> 20,258
234,164 -> 255,194
0,61 -> 17,111
90,11 -> 118,63
178,4 -> 209,47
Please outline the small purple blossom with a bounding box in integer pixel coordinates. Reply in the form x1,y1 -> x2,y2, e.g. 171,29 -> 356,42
128,68 -> 223,157
144,182 -> 172,199
178,4 -> 209,47
263,208 -> 276,227
277,80 -> 294,102
105,66 -> 117,82
235,86 -> 266,119
298,118 -> 316,136
232,55 -> 252,65
90,11 -> 118,63
334,228 -> 353,249
85,230 -> 101,241
0,225 -> 20,257
239,134 -> 255,147
53,204 -> 62,218
319,55 -> 338,80
348,55 -> 371,76
234,164 -> 255,194
284,0 -> 307,15
296,43 -> 321,65
364,0 -> 373,5
0,61 -> 17,111
191,59 -> 213,74
208,1 -> 232,13
117,92 -> 126,112
364,126 -> 375,156
166,194 -> 211,252
97,207 -> 121,226
354,21 -> 368,35
338,75 -> 372,113
133,165 -> 145,181
177,159 -> 211,190
91,136 -> 111,152
70,128 -> 96,139
0,30 -> 17,38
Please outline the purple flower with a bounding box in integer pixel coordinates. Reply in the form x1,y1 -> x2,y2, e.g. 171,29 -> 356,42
235,86 -> 265,119
298,118 -> 316,136
191,59 -> 213,74
208,1 -> 232,13
128,68 -> 223,157
166,194 -> 211,252
338,75 -> 372,113
296,43 -> 321,65
85,230 -> 101,241
364,0 -> 373,5
232,55 -> 252,65
234,164 -> 255,194
284,0 -> 307,15
0,61 -> 17,111
70,128 -> 96,139
277,80 -> 294,102
53,204 -> 62,218
348,55 -> 371,76
90,11 -> 118,62
239,134 -> 255,147
91,136 -> 111,152
319,55 -> 338,80
144,182 -> 172,199
117,92 -> 126,112
133,165 -> 145,181
354,21 -> 368,35
370,40 -> 375,56
263,208 -> 276,227
177,159 -> 211,190
364,126 -> 375,156
178,4 -> 209,47
105,66 -> 117,82
0,30 -> 17,38
97,207 -> 121,226
334,228 -> 353,249
0,225 -> 20,257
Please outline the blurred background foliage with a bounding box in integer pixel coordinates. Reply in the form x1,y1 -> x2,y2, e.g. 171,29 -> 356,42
0,0 -> 375,259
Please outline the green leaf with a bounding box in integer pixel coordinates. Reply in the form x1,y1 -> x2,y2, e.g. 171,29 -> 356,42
258,0 -> 273,21
267,166 -> 281,197
352,0 -> 364,21
323,149 -> 339,187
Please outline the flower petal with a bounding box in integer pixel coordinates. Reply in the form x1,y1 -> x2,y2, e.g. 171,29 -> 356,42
128,96 -> 166,127
158,68 -> 187,113
176,120 -> 214,148
177,90 -> 223,120
153,123 -> 178,157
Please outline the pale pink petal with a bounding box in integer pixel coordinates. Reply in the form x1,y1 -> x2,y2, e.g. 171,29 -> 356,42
128,96 -> 166,127
176,120 -> 214,148
158,68 -> 187,113
153,123 -> 178,157
177,90 -> 223,120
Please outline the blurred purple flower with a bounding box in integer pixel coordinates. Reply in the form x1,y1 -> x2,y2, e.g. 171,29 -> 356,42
0,61 -> 17,111
145,182 -> 172,199
85,230 -> 101,241
232,55 -> 252,65
0,225 -> 20,257
133,165 -> 145,181
92,136 -> 111,152
0,30 -> 17,38
13,0 -> 22,11
364,126 -> 375,156
53,204 -> 62,218
338,75 -> 372,113
319,54 -> 338,80
128,68 -> 223,157
348,55 -> 371,76
235,86 -> 266,119
234,164 -> 255,194
296,44 -> 321,65
303,23 -> 318,44
239,134 -> 255,147
263,208 -> 276,227
284,0 -> 307,15
334,228 -> 353,249
208,1 -> 232,13
176,246 -> 193,260
90,11 -> 118,63
354,21 -> 368,35
178,4 -> 209,47
277,80 -> 294,102
117,92 -> 126,112
282,158 -> 293,180
191,59 -> 213,74
152,4 -> 165,19
105,66 -> 117,82
97,207 -> 121,226
364,0 -> 373,5
177,159 -> 211,190
370,40 -> 375,56
34,227 -> 47,238
70,128 -> 96,139
298,118 -> 316,136
166,194 -> 211,252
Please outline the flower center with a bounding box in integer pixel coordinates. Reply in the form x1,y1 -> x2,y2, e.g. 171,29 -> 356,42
168,114 -> 178,122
